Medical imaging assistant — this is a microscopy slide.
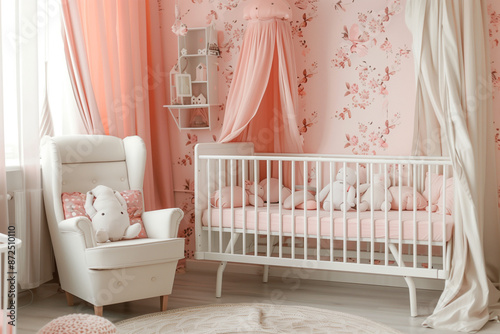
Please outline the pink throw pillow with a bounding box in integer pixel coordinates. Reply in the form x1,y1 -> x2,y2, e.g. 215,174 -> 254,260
210,187 -> 245,208
283,190 -> 316,210
422,172 -> 443,205
422,173 -> 454,215
436,178 -> 454,215
61,190 -> 148,239
388,186 -> 427,211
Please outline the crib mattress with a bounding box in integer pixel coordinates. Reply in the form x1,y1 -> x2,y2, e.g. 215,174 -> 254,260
202,205 -> 454,242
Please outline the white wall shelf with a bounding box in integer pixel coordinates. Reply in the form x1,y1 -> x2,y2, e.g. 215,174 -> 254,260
166,26 -> 219,131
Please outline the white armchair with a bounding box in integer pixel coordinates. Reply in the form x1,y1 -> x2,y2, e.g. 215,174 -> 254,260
40,135 -> 184,316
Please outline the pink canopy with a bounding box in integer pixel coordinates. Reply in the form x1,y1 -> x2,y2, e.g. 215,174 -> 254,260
219,0 -> 303,156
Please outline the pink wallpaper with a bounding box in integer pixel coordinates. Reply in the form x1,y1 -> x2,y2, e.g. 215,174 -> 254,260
159,0 -> 500,261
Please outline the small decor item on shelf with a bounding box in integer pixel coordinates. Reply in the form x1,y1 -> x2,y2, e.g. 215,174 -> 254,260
171,4 -> 188,36
170,63 -> 180,104
191,93 -> 207,105
198,48 -> 207,55
175,74 -> 192,97
189,108 -> 209,128
181,48 -> 188,56
195,63 -> 207,81
208,43 -> 220,56
207,23 -> 219,56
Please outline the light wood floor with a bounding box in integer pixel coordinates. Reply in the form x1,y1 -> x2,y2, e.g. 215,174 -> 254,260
18,262 -> 500,334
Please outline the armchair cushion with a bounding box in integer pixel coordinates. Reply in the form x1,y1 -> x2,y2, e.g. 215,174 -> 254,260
85,238 -> 184,270
62,190 -> 148,239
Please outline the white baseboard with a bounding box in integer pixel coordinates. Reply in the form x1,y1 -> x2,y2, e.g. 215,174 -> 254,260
186,259 -> 445,291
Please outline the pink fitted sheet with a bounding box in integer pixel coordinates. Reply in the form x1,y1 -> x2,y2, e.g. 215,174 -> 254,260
202,205 -> 454,242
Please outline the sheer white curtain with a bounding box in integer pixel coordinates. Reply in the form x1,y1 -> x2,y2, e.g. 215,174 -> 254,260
406,0 -> 500,331
1,0 -> 55,289
0,0 -> 7,234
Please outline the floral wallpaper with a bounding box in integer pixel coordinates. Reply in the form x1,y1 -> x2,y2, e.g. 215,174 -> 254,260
160,0 -> 500,262
489,3 -> 500,207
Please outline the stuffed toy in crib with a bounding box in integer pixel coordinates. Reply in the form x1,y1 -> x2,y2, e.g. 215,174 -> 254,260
357,173 -> 392,211
259,178 -> 292,203
84,185 -> 142,242
316,167 -> 358,211
245,181 -> 265,206
210,181 -> 264,208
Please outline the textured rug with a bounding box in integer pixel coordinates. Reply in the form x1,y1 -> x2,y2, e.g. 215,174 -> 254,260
116,303 -> 403,333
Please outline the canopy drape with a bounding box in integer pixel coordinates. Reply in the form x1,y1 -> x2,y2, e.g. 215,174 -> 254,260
219,0 -> 303,156
406,0 -> 500,331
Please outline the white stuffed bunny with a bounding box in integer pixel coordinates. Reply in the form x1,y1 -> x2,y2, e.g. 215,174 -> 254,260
84,185 -> 141,242
316,167 -> 358,212
358,173 -> 392,212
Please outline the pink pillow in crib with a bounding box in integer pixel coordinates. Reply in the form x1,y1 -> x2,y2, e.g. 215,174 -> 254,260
283,190 -> 317,210
422,173 -> 454,215
61,190 -> 148,239
422,172 -> 443,205
388,186 -> 427,211
436,178 -> 454,215
210,187 -> 245,208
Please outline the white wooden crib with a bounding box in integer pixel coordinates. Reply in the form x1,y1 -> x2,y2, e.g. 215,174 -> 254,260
194,143 -> 453,316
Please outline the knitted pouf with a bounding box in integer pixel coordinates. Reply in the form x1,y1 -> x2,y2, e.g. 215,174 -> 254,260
38,314 -> 117,334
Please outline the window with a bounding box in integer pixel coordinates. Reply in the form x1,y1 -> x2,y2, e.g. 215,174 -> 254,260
1,0 -> 20,167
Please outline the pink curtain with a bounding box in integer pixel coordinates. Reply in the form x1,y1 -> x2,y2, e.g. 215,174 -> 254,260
64,0 -> 174,210
219,0 -> 303,157
61,0 -> 104,135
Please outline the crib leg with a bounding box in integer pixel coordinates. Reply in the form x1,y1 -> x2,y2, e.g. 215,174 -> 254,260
215,233 -> 241,298
404,276 -> 418,317
388,243 -> 418,317
262,236 -> 278,283
263,265 -> 270,283
216,261 -> 227,298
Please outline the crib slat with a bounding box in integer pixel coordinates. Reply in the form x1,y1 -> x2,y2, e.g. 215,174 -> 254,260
398,164 -> 403,266
291,161 -> 296,260
316,160 -> 321,261
442,166 -> 447,271
343,162 -> 347,263
356,163 -> 360,264
384,164 -> 389,266
219,159 -> 223,254
207,159 -> 212,253
242,160 -> 246,256
428,164 -> 432,268
279,160 -> 283,259
230,159 -> 235,255
330,162 -> 334,262
254,159 -> 258,257
304,160 -> 308,260
267,160 -> 271,258
370,164 -> 374,265
413,163 -> 417,268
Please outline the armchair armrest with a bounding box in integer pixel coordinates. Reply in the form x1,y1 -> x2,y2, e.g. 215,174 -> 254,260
59,216 -> 97,248
142,208 -> 184,239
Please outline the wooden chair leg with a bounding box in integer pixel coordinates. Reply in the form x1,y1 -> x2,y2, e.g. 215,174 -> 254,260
160,295 -> 168,312
94,306 -> 103,317
65,292 -> 74,306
